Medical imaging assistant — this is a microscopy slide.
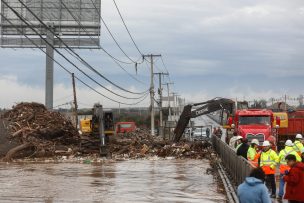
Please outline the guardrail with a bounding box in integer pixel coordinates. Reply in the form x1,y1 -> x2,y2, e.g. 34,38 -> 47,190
212,135 -> 254,187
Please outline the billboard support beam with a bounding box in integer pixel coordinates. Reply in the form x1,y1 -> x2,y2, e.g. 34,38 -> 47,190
45,25 -> 54,109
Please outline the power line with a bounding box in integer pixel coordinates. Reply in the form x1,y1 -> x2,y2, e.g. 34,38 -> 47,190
14,0 -> 147,96
160,56 -> 169,74
90,0 -> 143,64
62,1 -> 147,85
112,0 -> 144,56
0,10 -> 146,101
1,13 -> 149,106
53,101 -> 72,109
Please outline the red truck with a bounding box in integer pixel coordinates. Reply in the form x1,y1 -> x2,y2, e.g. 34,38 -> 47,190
229,109 -> 277,145
274,110 -> 304,149
115,122 -> 137,134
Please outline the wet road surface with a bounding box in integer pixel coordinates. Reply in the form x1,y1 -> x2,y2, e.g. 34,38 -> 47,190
0,159 -> 226,203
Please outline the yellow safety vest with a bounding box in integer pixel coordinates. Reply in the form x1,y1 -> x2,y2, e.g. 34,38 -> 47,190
278,146 -> 302,173
279,146 -> 301,165
259,149 -> 278,174
247,146 -> 257,161
294,140 -> 304,153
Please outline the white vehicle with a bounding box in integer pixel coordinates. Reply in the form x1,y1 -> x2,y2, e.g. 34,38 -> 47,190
192,128 -> 207,140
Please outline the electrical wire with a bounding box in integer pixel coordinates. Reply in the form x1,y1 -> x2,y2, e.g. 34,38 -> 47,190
112,0 -> 144,56
61,1 -> 146,85
14,0 -> 148,96
90,0 -> 143,64
1,11 -> 147,102
160,56 -> 169,74
1,13 -> 150,106
53,101 -> 72,109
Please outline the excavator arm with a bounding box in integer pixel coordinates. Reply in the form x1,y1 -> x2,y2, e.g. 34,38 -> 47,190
173,98 -> 234,142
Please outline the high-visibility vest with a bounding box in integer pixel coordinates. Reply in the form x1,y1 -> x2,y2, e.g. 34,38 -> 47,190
279,146 -> 302,174
247,147 -> 260,167
294,140 -> 304,155
259,149 -> 279,175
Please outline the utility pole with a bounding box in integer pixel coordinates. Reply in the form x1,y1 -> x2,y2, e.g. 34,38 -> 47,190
172,93 -> 180,120
163,82 -> 174,121
154,72 -> 169,138
284,94 -> 287,111
143,54 -> 161,136
71,73 -> 78,129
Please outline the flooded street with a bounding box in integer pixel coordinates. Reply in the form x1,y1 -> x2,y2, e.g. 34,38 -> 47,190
0,159 -> 225,203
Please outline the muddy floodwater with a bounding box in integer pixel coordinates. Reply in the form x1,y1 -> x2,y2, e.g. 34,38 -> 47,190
0,159 -> 225,203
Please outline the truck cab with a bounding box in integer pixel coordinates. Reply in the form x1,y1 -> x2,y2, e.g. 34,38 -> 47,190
115,122 -> 137,134
234,109 -> 276,145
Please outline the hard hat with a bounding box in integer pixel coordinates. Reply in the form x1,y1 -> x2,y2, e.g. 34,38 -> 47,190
285,140 -> 293,147
237,136 -> 243,140
262,140 -> 271,147
296,134 -> 303,139
251,139 -> 259,146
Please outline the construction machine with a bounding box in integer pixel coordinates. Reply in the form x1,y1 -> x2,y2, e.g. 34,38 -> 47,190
174,98 -> 235,142
79,104 -> 114,156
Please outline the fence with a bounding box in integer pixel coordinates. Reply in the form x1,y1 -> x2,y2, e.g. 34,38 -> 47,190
212,135 -> 254,187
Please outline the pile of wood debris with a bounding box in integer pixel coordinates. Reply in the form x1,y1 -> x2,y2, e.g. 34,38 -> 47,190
110,129 -> 212,159
1,102 -> 80,161
0,102 -> 213,161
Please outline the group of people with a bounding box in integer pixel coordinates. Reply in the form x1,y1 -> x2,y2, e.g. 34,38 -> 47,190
233,133 -> 304,203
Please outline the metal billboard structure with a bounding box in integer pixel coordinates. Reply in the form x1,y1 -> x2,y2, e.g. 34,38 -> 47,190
0,0 -> 101,109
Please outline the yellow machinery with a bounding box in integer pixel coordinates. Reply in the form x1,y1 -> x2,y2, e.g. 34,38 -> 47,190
273,112 -> 288,128
79,104 -> 114,156
80,118 -> 92,134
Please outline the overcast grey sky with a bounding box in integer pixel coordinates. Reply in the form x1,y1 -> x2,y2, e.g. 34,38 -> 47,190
0,0 -> 304,108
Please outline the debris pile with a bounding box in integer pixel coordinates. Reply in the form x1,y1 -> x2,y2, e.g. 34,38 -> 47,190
0,102 -> 213,161
1,102 -> 80,161
110,129 -> 212,159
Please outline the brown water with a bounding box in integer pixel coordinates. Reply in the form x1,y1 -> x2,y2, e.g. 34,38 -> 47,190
0,159 -> 226,203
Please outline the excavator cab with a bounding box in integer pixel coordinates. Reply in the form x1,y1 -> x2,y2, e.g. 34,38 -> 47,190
80,104 -> 114,157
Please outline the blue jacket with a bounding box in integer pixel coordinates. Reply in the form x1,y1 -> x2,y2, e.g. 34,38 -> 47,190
237,177 -> 271,203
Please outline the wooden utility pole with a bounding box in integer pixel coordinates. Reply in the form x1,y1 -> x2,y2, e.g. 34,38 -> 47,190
163,82 -> 174,121
154,72 -> 169,138
71,73 -> 78,129
143,54 -> 161,136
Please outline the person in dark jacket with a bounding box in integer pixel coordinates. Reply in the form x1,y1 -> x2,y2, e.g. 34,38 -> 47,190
238,167 -> 271,203
237,138 -> 249,159
283,154 -> 304,203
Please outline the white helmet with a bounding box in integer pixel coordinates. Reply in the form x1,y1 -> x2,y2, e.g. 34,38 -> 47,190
237,136 -> 243,140
262,140 -> 271,147
285,139 -> 293,147
296,134 -> 303,139
251,139 -> 259,146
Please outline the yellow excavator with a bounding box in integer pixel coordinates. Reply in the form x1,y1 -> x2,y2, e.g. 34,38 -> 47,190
79,104 -> 115,156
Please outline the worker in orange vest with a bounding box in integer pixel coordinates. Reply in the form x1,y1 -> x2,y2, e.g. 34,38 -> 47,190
278,140 -> 302,200
259,140 -> 279,198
